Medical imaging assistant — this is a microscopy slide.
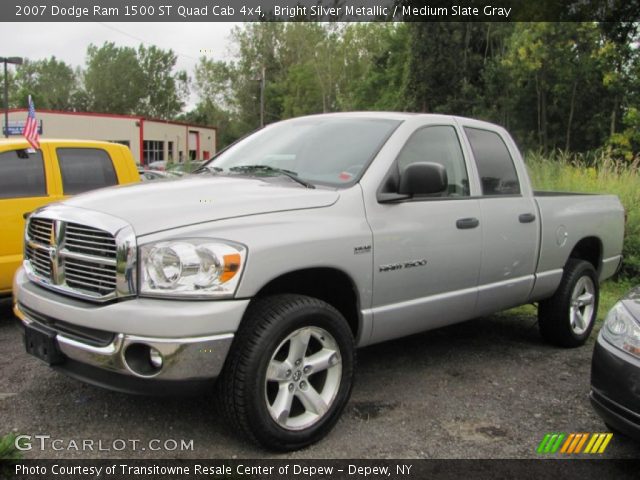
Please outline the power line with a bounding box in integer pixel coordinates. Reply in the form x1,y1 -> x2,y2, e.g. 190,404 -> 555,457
96,23 -> 199,61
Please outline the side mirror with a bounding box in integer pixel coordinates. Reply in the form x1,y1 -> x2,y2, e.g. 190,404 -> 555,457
398,162 -> 448,196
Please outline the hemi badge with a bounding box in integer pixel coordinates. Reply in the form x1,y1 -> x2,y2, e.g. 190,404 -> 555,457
354,245 -> 372,255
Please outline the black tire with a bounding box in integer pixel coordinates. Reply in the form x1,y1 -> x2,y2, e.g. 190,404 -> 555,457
604,423 -> 629,438
538,259 -> 599,348
219,294 -> 355,451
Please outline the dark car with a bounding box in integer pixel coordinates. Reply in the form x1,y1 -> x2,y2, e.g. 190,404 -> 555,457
590,287 -> 640,440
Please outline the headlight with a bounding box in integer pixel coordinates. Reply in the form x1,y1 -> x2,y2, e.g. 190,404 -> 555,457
602,302 -> 640,358
140,239 -> 246,298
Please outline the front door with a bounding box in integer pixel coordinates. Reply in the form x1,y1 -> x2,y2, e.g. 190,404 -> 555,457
365,124 -> 483,343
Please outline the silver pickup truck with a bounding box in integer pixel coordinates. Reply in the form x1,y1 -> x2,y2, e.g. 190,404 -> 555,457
13,113 -> 624,450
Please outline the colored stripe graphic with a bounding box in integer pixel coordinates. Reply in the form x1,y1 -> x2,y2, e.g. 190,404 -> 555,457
584,433 -> 613,454
537,433 -> 565,453
566,433 -> 585,453
536,434 -> 551,453
574,433 -> 589,453
560,433 -> 575,453
550,433 -> 565,453
538,433 -> 613,454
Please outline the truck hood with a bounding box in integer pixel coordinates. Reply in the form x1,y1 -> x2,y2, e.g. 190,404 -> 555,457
62,175 -> 339,235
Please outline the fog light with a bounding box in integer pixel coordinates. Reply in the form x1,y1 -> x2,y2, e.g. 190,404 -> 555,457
124,343 -> 163,377
149,347 -> 163,368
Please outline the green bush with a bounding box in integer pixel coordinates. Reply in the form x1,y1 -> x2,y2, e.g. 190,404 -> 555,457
525,150 -> 640,281
0,433 -> 22,460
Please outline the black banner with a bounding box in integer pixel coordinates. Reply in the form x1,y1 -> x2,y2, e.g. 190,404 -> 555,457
3,0 -> 640,22
2,459 -> 640,480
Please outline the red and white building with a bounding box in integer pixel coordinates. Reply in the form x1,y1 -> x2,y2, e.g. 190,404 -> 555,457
3,109 -> 217,165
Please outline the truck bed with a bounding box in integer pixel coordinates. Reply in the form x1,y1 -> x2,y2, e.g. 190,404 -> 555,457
531,193 -> 624,302
534,190 -> 597,197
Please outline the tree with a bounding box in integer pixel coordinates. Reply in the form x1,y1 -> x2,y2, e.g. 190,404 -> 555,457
193,58 -> 235,110
598,21 -> 640,137
83,42 -> 187,117
190,22 -> 411,143
12,57 -> 77,110
186,21 -> 639,157
279,22 -> 337,116
228,22 -> 284,129
337,23 -> 410,111
6,68 -> 18,108
497,22 -> 611,152
83,42 -> 144,114
404,23 -> 508,115
136,45 -> 188,119
190,58 -> 240,148
180,100 -> 239,150
192,23 -> 343,143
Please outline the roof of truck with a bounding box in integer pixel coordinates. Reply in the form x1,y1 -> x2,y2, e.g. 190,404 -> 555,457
0,138 -> 123,147
292,111 -> 503,129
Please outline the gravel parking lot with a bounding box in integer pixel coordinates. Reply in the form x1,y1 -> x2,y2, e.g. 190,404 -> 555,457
0,298 -> 638,459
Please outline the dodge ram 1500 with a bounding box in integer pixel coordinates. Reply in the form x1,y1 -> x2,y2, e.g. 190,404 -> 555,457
13,113 -> 624,450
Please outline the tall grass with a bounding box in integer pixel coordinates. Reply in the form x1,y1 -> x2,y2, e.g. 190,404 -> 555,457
525,150 -> 640,281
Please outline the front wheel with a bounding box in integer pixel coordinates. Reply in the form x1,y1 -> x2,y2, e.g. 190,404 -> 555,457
219,294 -> 355,451
538,259 -> 599,347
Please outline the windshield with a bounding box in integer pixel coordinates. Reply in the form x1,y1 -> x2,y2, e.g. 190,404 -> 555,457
203,117 -> 401,187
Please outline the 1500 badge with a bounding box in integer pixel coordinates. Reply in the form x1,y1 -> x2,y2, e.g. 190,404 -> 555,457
379,259 -> 427,272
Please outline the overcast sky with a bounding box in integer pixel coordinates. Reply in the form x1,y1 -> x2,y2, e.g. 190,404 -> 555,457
0,22 -> 239,108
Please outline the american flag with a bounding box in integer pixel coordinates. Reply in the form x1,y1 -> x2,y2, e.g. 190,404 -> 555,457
23,95 -> 40,150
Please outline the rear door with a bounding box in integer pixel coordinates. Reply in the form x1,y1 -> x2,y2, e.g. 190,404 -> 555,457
461,125 -> 540,315
0,145 -> 56,293
52,146 -> 119,196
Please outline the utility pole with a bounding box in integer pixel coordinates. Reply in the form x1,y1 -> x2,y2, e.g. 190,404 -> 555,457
1,56 -> 23,138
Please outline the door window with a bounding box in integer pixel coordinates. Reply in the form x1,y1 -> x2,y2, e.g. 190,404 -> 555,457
464,127 -> 521,195
57,148 -> 118,195
396,126 -> 470,197
0,149 -> 46,198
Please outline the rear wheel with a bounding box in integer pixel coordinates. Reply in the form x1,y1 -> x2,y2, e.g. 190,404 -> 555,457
219,294 -> 355,451
538,259 -> 599,347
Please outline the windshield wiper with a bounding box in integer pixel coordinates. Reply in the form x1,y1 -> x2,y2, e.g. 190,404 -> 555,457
194,165 -> 223,174
228,165 -> 315,189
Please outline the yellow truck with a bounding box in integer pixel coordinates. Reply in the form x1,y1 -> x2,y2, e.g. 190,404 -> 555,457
0,139 -> 139,296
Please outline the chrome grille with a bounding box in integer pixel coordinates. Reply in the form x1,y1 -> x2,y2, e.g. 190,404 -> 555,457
65,223 -> 117,258
64,257 -> 117,294
27,217 -> 54,245
23,209 -> 136,302
25,244 -> 51,277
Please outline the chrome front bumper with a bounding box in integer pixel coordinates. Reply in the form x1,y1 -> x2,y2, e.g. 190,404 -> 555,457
14,302 -> 234,381
13,267 -> 249,389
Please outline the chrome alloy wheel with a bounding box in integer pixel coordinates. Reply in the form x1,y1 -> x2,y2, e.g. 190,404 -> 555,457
264,326 -> 342,430
569,275 -> 596,335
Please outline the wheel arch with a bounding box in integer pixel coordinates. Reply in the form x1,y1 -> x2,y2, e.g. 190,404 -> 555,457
568,236 -> 603,275
248,267 -> 361,340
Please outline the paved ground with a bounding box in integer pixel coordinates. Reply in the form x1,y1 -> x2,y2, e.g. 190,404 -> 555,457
0,298 -> 638,459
